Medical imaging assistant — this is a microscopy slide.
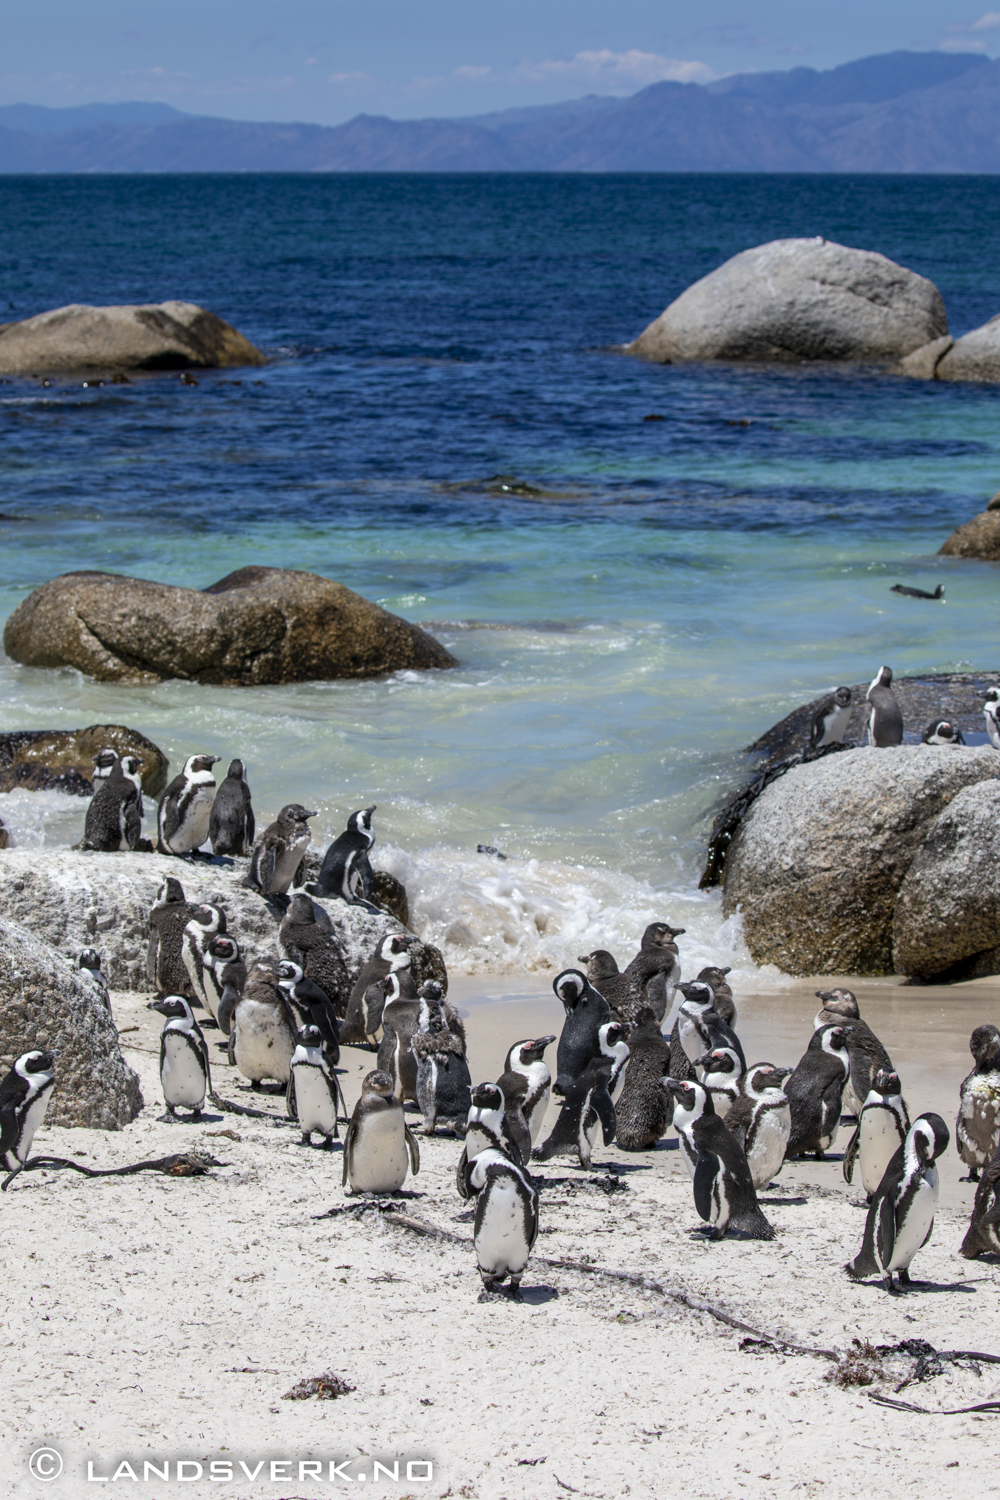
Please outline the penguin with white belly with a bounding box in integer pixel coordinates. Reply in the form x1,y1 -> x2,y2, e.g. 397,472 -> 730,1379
277,959 -> 341,1063
148,996 -> 210,1119
694,1046 -> 744,1119
843,1069 -> 910,1198
288,1025 -> 346,1147
181,904 -> 228,1019
457,1082 -> 510,1194
461,1147 -> 539,1301
229,960 -> 298,1090
810,686 -> 853,749
531,1036 -> 620,1170
665,1078 -> 775,1241
846,1113 -> 950,1293
724,1063 -> 792,1190
342,1070 -> 420,1193
0,1051 -> 56,1171
307,805 -> 379,907
158,755 -> 220,856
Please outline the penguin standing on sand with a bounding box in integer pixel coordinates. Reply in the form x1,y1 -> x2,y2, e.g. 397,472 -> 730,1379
200,934 -> 245,1028
531,1025 -> 625,1169
287,1025 -> 345,1147
158,754 -> 220,855
148,996 -> 210,1119
843,1069 -> 910,1198
226,960 -> 298,1090
457,1082 -> 510,1190
342,1070 -> 420,1193
462,1147 -> 539,1301
984,687 -> 1000,751
785,1025 -> 852,1159
666,1078 -> 775,1241
922,720 -> 965,746
866,666 -> 903,747
496,1036 -> 555,1145
956,1024 -> 1000,1181
676,982 -> 746,1073
307,806 -> 378,906
278,894 -> 350,1020
846,1113 -> 949,1292
377,970 -> 421,1104
412,984 -> 472,1135
245,803 -> 316,898
959,1142 -> 1000,1259
209,759 -> 255,857
810,686 -> 853,749
615,1007 -> 671,1151
277,960 -> 340,1063
341,933 -> 416,1047
724,1063 -> 792,1190
77,755 -> 143,852
0,1050 -> 56,1170
814,988 -> 891,1116
553,969 -> 611,1095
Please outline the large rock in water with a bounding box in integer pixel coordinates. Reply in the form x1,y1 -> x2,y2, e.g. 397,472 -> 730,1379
0,917 -> 142,1129
893,781 -> 1000,981
0,724 -> 168,797
3,566 -> 457,685
626,238 -> 947,364
0,301 -> 265,374
722,746 -> 998,975
936,315 -> 1000,384
0,849 -> 444,995
939,496 -> 1000,560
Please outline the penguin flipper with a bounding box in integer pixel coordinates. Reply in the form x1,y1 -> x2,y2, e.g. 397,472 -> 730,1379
286,1072 -> 298,1122
341,1123 -> 355,1186
692,1149 -> 716,1224
257,844 -> 277,896
123,797 -> 143,851
843,1122 -> 860,1184
456,1147 -> 472,1198
593,1084 -> 617,1146
404,1124 -> 420,1177
376,1027 -> 395,1080
874,1189 -> 897,1275
0,1105 -> 20,1160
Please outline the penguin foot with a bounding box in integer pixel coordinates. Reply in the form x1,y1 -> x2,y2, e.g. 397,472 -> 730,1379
298,1133 -> 311,1147
506,1281 -> 524,1302
962,1170 -> 981,1182
191,1108 -> 202,1121
250,1080 -> 262,1093
813,1151 -> 826,1161
477,1280 -> 507,1302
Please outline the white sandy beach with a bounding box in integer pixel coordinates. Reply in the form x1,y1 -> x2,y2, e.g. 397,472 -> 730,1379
3,973 -> 1000,1500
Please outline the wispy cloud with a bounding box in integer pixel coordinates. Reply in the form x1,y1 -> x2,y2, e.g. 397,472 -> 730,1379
516,49 -> 715,90
940,11 -> 1000,50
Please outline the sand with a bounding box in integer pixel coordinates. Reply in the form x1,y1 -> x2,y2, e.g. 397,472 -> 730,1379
3,973 -> 1000,1500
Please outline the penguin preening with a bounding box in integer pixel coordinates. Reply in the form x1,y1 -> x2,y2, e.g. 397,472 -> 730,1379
785,1025 -> 852,1160
287,1025 -> 345,1147
0,1050 -> 56,1171
843,1069 -> 910,1198
158,754 -> 220,856
412,983 -> 472,1135
342,1070 -> 420,1194
922,720 -> 965,746
846,1113 -> 949,1293
866,666 -> 903,748
665,1078 -> 775,1241
148,996 -> 210,1119
810,686 -> 853,750
307,805 -> 379,907
209,759 -> 255,857
462,1147 -> 539,1301
956,1024 -> 1000,1181
552,968 -> 611,1096
245,803 -> 315,897
724,1063 -> 791,1190
984,688 -> 1000,751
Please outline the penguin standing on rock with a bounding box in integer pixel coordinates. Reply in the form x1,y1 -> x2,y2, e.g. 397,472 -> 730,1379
810,686 -> 853,749
148,996 -> 210,1119
866,666 -> 903,747
412,985 -> 472,1135
147,877 -> 200,995
984,688 -> 1000,751
342,1070 -> 420,1193
245,803 -> 316,898
278,894 -> 350,1020
846,1113 -> 949,1292
462,1147 -> 539,1301
922,720 -> 965,746
341,933 -> 416,1047
200,934 -> 245,1028
956,1024 -> 1000,1181
843,1069 -> 910,1198
724,1063 -> 792,1190
665,1078 -> 775,1240
307,806 -> 378,906
209,759 -> 255,857
288,1025 -> 345,1147
158,755 -> 220,856
553,969 -> 611,1095
78,949 -> 110,1010
0,1050 -> 56,1170
77,755 -> 144,852
785,1025 -> 852,1160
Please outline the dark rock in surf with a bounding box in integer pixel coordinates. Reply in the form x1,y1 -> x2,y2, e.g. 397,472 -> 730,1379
0,724 -> 169,798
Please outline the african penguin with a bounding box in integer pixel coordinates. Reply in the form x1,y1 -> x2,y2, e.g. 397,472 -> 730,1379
148,995 -> 210,1119
91,747 -> 118,783
77,754 -> 143,852
614,1006 -> 671,1151
785,1025 -> 852,1160
245,803 -> 316,898
532,1036 -> 620,1170
307,805 -> 378,907
209,758 -> 255,857
412,985 -> 472,1135
278,894 -> 350,1021
922,720 -> 965,746
287,1024 -> 345,1147
457,1082 -> 510,1196
120,755 -> 145,819
341,933 -> 416,1047
693,1046 -> 744,1119
78,948 -> 110,1011
376,970 -> 421,1105
866,665 -> 903,748
959,1141 -> 1000,1259
199,933 -> 245,1028
843,1069 -> 910,1198
228,959 -> 298,1089
984,687 -> 1000,751
846,1113 -> 949,1292
462,1147 -> 539,1301
180,904 -> 227,1019
695,967 -> 736,1028
666,1078 -> 775,1241
724,1063 -> 792,1190
553,968 -> 611,1095
676,982 -> 746,1073
810,686 -> 853,750
158,754 -> 220,856
342,1069 -> 420,1194
956,1023 -> 1000,1181
637,921 -> 685,1019
814,990 -> 892,1118
0,1050 -> 56,1170
277,959 -> 341,1064
497,1037 -> 555,1147
146,876 -> 201,996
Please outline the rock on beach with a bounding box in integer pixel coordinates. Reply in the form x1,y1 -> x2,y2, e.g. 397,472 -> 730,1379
3,566 -> 457,685
0,300 -> 265,374
626,237 -> 946,365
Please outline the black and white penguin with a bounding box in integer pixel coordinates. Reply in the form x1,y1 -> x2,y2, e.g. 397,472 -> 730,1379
597,1019 -> 631,1098
77,755 -> 143,852
457,1082 -> 510,1193
146,876 -> 200,996
695,967 -> 736,1027
814,989 -> 892,1117
785,1025 -> 852,1160
376,970 -> 421,1105
120,755 -> 145,819
341,933 -> 416,1047
984,687 -> 1000,751
724,1063 -> 792,1190
307,805 -> 379,907
461,1147 -> 539,1300
956,1024 -> 1000,1181
199,933 -> 244,1029
148,995 -> 210,1119
92,747 -> 118,783
228,960 -> 298,1090
810,686 -> 853,749
665,1078 -> 775,1240
180,903 -> 227,1018
553,968 -> 611,1095
922,720 -> 965,746
496,1036 -> 556,1146
843,1069 -> 910,1198
209,758 -> 255,857
78,948 -> 111,1010
693,1046 -> 744,1119
866,665 -> 903,748
277,959 -> 340,1064
245,803 -> 316,898
158,754 -> 220,856
278,893 -> 350,1021
342,1069 -> 420,1193
846,1113 -> 949,1292
531,1034 -> 621,1169
0,1050 -> 56,1170
412,985 -> 472,1135
959,1142 -> 1000,1259
676,982 -> 746,1073
287,1025 -> 345,1147
614,1006 -> 671,1151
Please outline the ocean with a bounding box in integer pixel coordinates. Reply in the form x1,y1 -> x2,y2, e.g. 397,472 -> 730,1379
2,172 -> 999,978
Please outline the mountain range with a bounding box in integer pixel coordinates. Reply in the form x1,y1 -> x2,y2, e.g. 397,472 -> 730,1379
2,51 -> 999,173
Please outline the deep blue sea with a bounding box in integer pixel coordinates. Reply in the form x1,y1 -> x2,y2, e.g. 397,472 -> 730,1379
2,173 -> 1000,975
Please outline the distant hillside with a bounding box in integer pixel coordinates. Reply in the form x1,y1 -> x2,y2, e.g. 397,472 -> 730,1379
1,51 -> 998,173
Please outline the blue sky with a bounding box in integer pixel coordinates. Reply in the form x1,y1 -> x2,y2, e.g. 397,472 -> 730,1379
2,1 -> 995,123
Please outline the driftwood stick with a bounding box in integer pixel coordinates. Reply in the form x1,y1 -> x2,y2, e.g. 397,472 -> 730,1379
208,1088 -> 295,1123
1,1151 -> 224,1191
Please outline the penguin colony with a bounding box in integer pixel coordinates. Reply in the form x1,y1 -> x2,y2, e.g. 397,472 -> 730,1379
804,664 -> 1000,750
9,741 -> 997,1301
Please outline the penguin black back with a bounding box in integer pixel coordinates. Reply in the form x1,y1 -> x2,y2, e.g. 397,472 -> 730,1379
552,968 -> 611,1096
209,758 -> 255,857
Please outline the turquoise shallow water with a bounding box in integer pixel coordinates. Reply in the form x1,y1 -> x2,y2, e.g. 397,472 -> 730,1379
1,174 -> 999,973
